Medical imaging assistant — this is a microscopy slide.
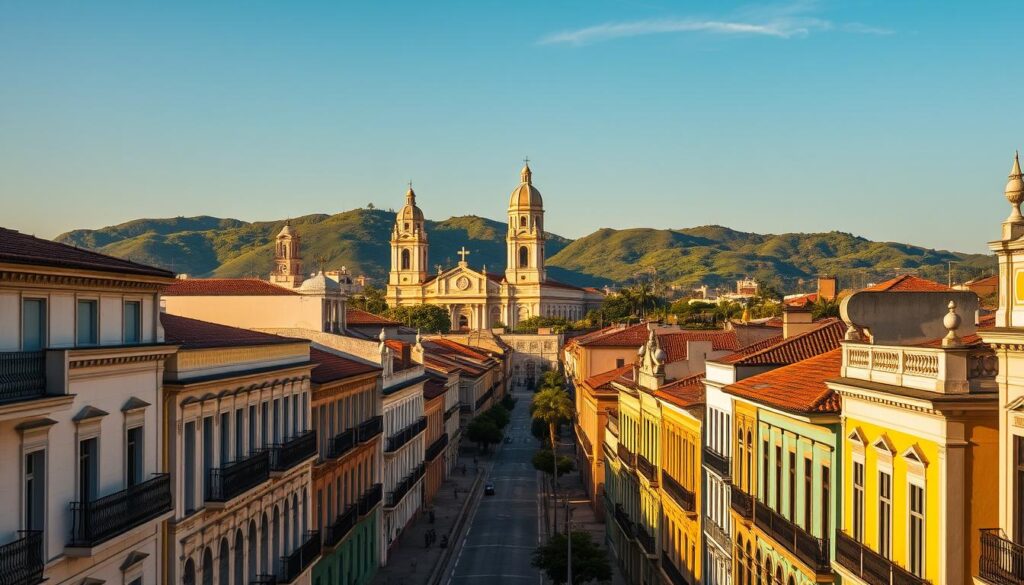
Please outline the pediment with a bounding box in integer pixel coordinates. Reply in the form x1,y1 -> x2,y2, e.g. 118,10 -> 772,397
1007,395 -> 1024,412
901,444 -> 929,466
872,434 -> 896,455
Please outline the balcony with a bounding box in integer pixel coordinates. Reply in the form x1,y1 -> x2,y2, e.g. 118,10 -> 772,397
269,431 -> 317,473
574,422 -> 593,455
323,505 -> 357,549
207,450 -> 271,503
251,576 -> 277,585
841,342 -> 997,394
703,445 -> 731,480
327,428 -> 356,460
836,531 -> 929,585
357,415 -> 383,443
730,484 -> 754,520
358,483 -> 383,516
636,454 -> 658,484
617,443 -> 636,469
662,471 -> 696,513
0,531 -> 44,585
386,464 -> 425,508
754,501 -> 830,574
662,553 -> 697,585
705,515 -> 731,553
385,417 -> 427,453
475,386 -> 495,410
636,523 -> 656,556
426,432 -> 449,462
979,528 -> 1024,585
0,351 -> 46,405
613,504 -> 635,539
278,531 -> 321,583
69,473 -> 172,549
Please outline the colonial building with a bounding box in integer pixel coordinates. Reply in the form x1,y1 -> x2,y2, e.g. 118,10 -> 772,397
160,314 -> 321,585
385,163 -> 603,329
0,228 -> 177,585
307,348 -> 383,585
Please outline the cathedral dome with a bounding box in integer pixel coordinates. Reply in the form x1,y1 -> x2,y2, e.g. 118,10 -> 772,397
298,271 -> 341,296
398,186 -> 424,223
509,163 -> 543,210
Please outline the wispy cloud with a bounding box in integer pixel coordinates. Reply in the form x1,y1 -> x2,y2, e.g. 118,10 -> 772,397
538,2 -> 892,46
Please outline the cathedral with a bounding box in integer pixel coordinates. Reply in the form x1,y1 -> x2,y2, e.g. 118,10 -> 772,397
385,162 -> 603,330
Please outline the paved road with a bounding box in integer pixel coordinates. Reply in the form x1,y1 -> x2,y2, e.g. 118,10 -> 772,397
447,390 -> 543,585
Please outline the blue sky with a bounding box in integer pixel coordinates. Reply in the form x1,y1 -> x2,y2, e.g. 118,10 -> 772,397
1,0 -> 1022,253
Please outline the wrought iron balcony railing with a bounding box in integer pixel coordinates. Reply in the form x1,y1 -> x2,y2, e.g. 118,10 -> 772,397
251,576 -> 277,585
0,351 -> 46,405
386,464 -> 425,508
754,501 -> 830,574
358,483 -> 383,516
703,445 -> 731,480
636,524 -> 656,555
617,443 -> 635,468
730,483 -> 754,520
662,552 -> 697,585
269,431 -> 317,472
278,530 -> 321,583
385,417 -> 427,453
0,530 -> 44,585
327,428 -> 356,460
574,422 -> 593,455
426,432 -> 449,462
613,504 -> 635,539
358,416 -> 383,443
662,471 -> 696,513
475,386 -> 495,410
70,473 -> 172,548
704,515 -> 731,553
836,531 -> 929,585
207,450 -> 270,503
636,454 -> 658,484
979,528 -> 1024,585
322,505 -> 358,549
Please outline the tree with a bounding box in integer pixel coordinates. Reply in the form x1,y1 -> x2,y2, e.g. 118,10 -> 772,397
350,285 -> 388,315
501,394 -> 517,411
531,417 -> 548,442
466,416 -> 502,453
532,448 -> 574,478
514,316 -> 573,333
482,404 -> 510,429
812,296 -> 841,319
385,304 -> 451,333
540,369 -> 566,392
532,532 -> 612,585
532,386 -> 574,532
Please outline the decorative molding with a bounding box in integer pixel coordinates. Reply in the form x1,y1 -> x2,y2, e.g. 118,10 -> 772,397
0,269 -> 166,291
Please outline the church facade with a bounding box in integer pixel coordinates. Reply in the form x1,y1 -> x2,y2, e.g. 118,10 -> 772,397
385,163 -> 603,330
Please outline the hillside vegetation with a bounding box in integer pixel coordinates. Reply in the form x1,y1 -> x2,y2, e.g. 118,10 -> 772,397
54,211 -> 994,290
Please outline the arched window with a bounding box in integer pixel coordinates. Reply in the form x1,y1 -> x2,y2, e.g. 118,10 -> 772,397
520,216 -> 527,227
775,565 -> 783,585
201,547 -> 214,585
235,529 -> 245,585
746,542 -> 753,585
458,314 -> 469,331
219,538 -> 230,585
736,536 -> 746,585
756,549 -> 762,585
183,559 -> 197,585
248,520 -> 258,580
261,513 -> 270,577
519,246 -> 529,268
401,249 -> 411,271
765,560 -> 773,585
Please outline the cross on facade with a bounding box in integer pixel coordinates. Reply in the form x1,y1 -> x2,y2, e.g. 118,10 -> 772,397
457,247 -> 470,263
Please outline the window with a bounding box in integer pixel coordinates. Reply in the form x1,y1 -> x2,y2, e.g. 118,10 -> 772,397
248,405 -> 257,455
76,299 -> 97,346
762,439 -> 770,501
273,399 -> 281,443
518,246 -> 529,268
126,426 -> 144,487
235,409 -> 245,460
803,456 -> 813,530
123,301 -> 141,343
821,465 -> 831,539
203,417 -> 214,496
615,358 -> 625,368
400,249 -> 410,271
787,451 -> 796,520
909,482 -> 925,577
261,402 -> 269,448
520,216 -> 526,227
78,437 -> 99,503
24,450 -> 45,532
220,412 -> 231,464
774,445 -> 782,510
184,421 -> 196,512
852,460 -> 864,540
879,470 -> 893,558
1016,436 -> 1024,542
22,298 -> 46,351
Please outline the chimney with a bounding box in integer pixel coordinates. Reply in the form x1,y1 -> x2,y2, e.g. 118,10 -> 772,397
401,343 -> 411,369
817,276 -> 838,301
783,305 -> 815,339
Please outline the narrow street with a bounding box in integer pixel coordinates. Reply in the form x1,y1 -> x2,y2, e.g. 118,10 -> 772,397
446,389 -> 543,584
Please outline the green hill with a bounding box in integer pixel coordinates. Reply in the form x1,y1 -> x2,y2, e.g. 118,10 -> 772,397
53,212 -> 995,291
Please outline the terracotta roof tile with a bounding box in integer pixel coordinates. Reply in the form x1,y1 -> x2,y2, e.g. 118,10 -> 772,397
346,308 -> 399,326
784,293 -> 818,308
161,313 -> 303,350
583,364 -> 635,391
309,348 -> 380,384
865,275 -> 951,292
0,227 -> 175,278
424,378 -> 448,400
163,278 -> 299,296
659,330 -> 740,361
654,374 -> 705,408
723,349 -> 842,414
717,319 -> 845,366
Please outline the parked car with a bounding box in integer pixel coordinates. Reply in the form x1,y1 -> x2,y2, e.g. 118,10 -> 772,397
484,482 -> 495,496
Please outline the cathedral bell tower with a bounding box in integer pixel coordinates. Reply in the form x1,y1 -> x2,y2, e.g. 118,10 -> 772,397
506,160 -> 546,285
270,221 -> 304,288
389,183 -> 429,286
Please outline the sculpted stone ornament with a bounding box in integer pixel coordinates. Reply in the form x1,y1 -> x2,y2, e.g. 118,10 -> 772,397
942,300 -> 962,347
456,276 -> 471,291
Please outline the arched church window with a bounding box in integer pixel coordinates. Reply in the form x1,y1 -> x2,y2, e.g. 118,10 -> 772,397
404,223 -> 410,231
520,216 -> 527,228
458,315 -> 469,330
519,246 -> 529,268
401,249 -> 411,271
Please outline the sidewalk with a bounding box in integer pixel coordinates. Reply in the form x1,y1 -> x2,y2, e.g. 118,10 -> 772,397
374,450 -> 482,585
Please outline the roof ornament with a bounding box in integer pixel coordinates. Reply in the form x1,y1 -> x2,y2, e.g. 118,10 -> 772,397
1006,151 -> 1024,222
521,156 -> 532,184
942,300 -> 962,347
379,327 -> 387,343
406,180 -> 416,204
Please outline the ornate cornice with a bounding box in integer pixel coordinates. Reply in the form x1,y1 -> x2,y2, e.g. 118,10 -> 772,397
0,269 -> 166,291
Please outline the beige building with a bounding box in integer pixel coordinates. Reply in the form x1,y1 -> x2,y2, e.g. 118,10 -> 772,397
385,163 -> 603,330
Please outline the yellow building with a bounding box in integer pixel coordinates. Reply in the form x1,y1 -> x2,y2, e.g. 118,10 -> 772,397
829,281 -> 999,585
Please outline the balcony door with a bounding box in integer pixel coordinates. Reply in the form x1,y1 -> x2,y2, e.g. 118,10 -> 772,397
1016,435 -> 1024,543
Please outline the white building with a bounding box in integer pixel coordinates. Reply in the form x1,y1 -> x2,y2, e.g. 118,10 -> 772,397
0,228 -> 177,585
160,313 -> 320,585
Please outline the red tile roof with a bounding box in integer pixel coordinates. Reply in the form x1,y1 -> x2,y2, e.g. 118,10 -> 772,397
784,293 -> 818,308
654,374 -> 705,408
346,308 -> 399,327
422,338 -> 493,362
583,364 -> 635,391
865,275 -> 951,292
723,349 -> 842,415
161,313 -> 303,350
309,348 -> 380,384
659,330 -> 740,361
0,227 -> 175,278
424,378 -> 448,400
717,319 -> 845,366
163,278 -> 299,296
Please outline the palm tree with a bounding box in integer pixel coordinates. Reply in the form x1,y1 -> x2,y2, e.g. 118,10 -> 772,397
532,386 -> 574,533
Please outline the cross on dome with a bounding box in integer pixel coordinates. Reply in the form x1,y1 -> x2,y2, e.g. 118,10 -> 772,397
457,247 -> 471,263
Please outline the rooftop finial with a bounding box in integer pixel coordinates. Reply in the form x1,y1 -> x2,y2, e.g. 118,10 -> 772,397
942,300 -> 962,347
521,157 -> 532,184
406,180 -> 415,204
1006,151 -> 1024,223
